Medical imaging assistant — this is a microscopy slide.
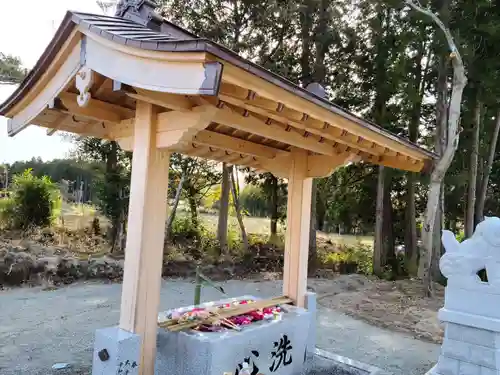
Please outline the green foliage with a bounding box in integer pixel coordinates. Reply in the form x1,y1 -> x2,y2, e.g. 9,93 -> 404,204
321,244 -> 373,275
7,157 -> 104,203
170,214 -> 243,258
0,197 -> 15,229
0,52 -> 27,84
171,215 -> 203,240
239,184 -> 269,217
5,169 -> 61,229
170,154 -> 221,227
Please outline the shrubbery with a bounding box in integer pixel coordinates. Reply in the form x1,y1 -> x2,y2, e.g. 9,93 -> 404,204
0,169 -> 60,230
321,244 -> 373,275
170,215 -> 244,259
239,184 -> 269,217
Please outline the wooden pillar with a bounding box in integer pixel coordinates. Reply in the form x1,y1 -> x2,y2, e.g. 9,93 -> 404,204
283,148 -> 313,307
119,101 -> 169,375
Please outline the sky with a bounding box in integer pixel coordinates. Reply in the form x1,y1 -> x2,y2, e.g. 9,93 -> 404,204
0,0 -> 109,164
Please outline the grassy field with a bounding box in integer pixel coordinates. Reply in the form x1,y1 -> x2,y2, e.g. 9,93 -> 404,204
55,202 -> 109,231
57,202 -> 373,248
199,211 -> 372,247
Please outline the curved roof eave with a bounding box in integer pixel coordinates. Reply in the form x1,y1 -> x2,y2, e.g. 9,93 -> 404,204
0,10 -> 437,161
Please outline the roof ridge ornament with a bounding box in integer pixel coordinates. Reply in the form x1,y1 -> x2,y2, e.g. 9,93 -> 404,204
305,83 -> 326,99
115,0 -> 163,30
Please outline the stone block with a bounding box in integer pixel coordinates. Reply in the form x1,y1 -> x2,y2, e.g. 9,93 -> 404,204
304,292 -> 317,357
458,362 -> 480,375
469,345 -> 496,368
156,295 -> 311,375
92,326 -> 141,375
445,323 -> 496,348
436,355 -> 459,375
479,366 -> 499,375
442,338 -> 471,363
425,365 -> 440,375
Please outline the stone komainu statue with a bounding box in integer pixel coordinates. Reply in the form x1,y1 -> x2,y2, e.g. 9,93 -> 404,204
441,216 -> 500,285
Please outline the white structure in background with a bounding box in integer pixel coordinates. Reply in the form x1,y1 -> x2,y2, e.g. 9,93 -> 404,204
96,0 -> 119,16
430,216 -> 500,375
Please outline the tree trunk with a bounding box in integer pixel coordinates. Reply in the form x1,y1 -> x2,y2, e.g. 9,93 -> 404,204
112,189 -> 126,254
298,0 -> 315,86
431,184 -> 445,281
107,141 -> 122,253
465,99 -> 481,238
408,0 -> 467,295
188,192 -> 198,228
166,170 -> 186,240
476,109 -> 500,221
405,38 -> 427,276
309,178 -> 318,275
383,173 -> 396,276
269,175 -> 279,243
405,173 -> 418,275
230,167 -> 248,251
371,6 -> 394,278
217,163 -> 230,254
373,166 -> 386,277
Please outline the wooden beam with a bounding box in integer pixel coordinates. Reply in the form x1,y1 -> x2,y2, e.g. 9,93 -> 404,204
218,93 -> 380,157
157,105 -> 216,148
211,105 -> 339,156
307,154 -> 361,177
239,155 -> 260,168
46,113 -> 68,136
202,148 -> 230,161
187,144 -> 213,157
126,88 -> 194,112
192,130 -> 285,159
363,154 -> 424,172
58,92 -> 134,124
283,148 -> 312,307
94,77 -> 113,98
173,143 -> 264,170
116,137 -> 133,151
259,153 -> 292,178
84,34 -> 222,95
112,105 -> 217,149
217,151 -> 242,164
218,63 -> 429,161
119,101 -> 169,375
6,34 -> 81,136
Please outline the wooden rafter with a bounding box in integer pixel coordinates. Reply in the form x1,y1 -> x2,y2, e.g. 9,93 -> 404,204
126,88 -> 194,112
210,104 -> 340,156
192,130 -> 286,159
218,67 -> 429,161
218,90 -> 383,157
57,92 -> 134,124
174,143 -> 264,170
45,113 -> 68,136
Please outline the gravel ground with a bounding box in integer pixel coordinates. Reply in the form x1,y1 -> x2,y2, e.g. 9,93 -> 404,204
0,279 -> 439,375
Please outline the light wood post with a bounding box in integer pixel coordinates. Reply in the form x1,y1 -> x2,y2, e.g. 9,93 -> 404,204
283,148 -> 313,307
119,101 -> 170,375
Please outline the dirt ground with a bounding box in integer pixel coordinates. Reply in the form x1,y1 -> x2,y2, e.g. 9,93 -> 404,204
309,274 -> 445,344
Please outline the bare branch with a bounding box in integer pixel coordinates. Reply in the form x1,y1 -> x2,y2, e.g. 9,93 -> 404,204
405,0 -> 468,296
404,0 -> 463,66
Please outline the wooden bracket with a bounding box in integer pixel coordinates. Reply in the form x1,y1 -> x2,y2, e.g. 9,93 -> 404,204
76,66 -> 95,107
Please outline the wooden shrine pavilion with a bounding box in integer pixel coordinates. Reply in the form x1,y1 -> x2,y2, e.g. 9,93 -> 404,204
0,1 -> 436,374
